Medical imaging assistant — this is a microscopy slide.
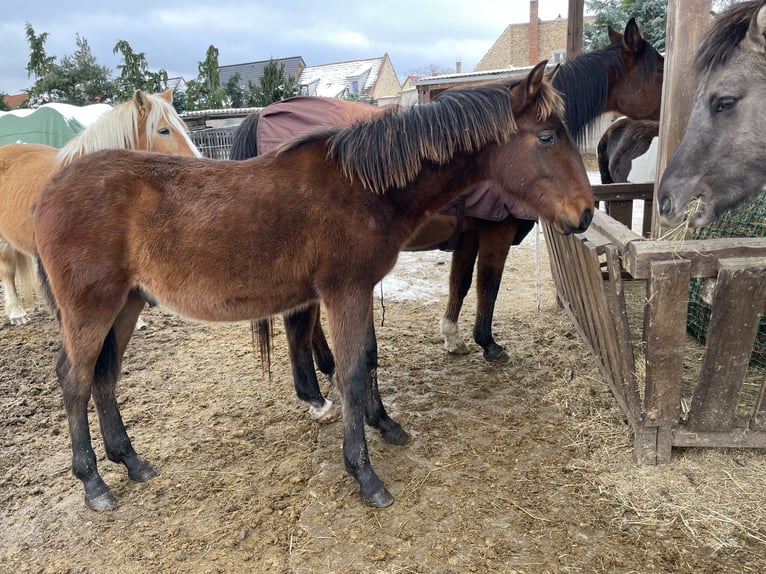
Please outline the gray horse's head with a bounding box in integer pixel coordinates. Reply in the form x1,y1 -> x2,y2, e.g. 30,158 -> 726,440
658,1 -> 766,227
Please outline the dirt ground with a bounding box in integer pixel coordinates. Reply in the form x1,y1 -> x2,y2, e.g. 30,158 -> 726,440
1,239 -> 765,573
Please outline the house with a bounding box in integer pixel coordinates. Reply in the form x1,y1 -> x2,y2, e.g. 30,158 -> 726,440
476,0 -> 594,71
297,54 -> 401,105
218,56 -> 306,90
3,93 -> 29,110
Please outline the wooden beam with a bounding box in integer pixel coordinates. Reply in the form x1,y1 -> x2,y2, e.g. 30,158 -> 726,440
566,0 -> 584,59
652,0 -> 712,235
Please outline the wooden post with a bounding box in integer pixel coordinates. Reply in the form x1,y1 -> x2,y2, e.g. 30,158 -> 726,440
566,0 -> 584,59
651,0 -> 712,236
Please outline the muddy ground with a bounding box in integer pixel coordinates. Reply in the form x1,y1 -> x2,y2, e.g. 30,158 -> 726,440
1,240 -> 765,573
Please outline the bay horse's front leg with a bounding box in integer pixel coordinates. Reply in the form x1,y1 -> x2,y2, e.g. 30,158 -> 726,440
324,292 -> 393,508
440,228 -> 479,356
284,304 -> 341,423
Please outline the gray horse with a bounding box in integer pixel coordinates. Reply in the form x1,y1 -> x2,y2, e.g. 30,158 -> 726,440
658,0 -> 766,227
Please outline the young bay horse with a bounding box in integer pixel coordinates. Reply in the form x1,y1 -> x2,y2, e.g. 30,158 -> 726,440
0,89 -> 200,324
658,0 -> 766,227
235,18 -> 663,424
33,62 -> 594,511
597,117 -> 659,183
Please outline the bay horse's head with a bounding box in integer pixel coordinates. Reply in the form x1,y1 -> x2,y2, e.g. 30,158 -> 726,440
658,0 -> 766,227
604,18 -> 665,122
56,88 -> 200,165
491,61 -> 594,235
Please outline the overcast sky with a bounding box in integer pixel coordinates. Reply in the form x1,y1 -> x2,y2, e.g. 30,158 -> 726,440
0,1 -> 574,95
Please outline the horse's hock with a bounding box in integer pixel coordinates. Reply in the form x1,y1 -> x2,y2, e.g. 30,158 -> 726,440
545,184 -> 766,464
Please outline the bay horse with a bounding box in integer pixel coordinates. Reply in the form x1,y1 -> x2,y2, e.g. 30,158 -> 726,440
0,89 -> 201,325
34,62 -> 594,511
597,117 -> 659,183
658,0 -> 766,227
234,18 -> 663,424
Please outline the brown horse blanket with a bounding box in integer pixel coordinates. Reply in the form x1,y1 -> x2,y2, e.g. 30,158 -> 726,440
255,96 -> 538,222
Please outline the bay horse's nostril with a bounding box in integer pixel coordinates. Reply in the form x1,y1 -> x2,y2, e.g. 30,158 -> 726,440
580,207 -> 593,231
659,194 -> 672,216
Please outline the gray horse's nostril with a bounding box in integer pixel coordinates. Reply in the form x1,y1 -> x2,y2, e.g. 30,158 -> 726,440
659,195 -> 672,215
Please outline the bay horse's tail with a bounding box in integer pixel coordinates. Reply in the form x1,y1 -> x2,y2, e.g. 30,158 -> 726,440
253,318 -> 274,376
36,257 -> 120,384
229,112 -> 261,160
230,112 -> 273,375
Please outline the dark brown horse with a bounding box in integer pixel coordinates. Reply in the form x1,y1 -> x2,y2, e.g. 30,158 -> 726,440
234,18 -> 663,424
34,62 -> 593,511
597,117 -> 659,183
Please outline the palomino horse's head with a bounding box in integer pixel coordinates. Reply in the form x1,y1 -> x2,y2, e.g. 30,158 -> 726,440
604,18 -> 665,122
658,0 -> 766,227
56,88 -> 200,165
491,62 -> 594,235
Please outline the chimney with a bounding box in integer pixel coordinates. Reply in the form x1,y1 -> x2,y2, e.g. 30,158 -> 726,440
529,0 -> 540,66
455,58 -> 462,73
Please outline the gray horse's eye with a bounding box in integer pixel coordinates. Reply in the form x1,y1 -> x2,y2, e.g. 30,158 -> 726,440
714,96 -> 737,113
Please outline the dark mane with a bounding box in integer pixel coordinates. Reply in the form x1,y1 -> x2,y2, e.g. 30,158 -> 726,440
229,112 -> 261,160
297,79 -> 558,194
695,0 -> 765,75
552,41 -> 624,143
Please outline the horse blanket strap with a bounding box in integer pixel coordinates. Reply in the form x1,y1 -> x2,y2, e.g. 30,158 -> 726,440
444,196 -> 466,251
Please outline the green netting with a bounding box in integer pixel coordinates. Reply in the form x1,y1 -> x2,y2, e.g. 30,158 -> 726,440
686,186 -> 766,367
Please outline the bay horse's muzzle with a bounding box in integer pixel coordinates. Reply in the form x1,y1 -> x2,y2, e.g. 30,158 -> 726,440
560,206 -> 593,235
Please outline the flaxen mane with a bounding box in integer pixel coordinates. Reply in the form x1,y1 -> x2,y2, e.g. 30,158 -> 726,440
55,92 -> 194,165
695,0 -> 765,75
280,79 -> 562,194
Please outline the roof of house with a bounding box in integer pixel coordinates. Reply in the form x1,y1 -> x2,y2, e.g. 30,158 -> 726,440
218,56 -> 306,88
297,57 -> 384,99
3,93 -> 29,110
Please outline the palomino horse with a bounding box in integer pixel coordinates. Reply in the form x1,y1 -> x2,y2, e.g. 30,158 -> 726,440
0,89 -> 200,324
234,18 -> 663,424
658,0 -> 766,227
34,62 -> 593,511
597,117 -> 659,183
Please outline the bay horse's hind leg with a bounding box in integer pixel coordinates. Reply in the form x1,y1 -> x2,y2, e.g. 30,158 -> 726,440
360,312 -> 410,446
92,291 -> 157,487
284,304 -> 341,423
472,218 -> 534,362
440,229 -> 479,356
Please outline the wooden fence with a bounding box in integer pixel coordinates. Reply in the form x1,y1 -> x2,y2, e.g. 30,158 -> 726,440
545,183 -> 766,464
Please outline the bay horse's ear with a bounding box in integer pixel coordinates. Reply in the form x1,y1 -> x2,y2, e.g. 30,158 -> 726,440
607,24 -> 623,45
544,63 -> 561,83
133,90 -> 150,117
526,60 -> 549,101
622,17 -> 644,53
745,2 -> 766,53
159,88 -> 174,103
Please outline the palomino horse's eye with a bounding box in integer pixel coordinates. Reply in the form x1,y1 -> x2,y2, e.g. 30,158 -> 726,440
714,96 -> 737,113
538,131 -> 557,145
158,127 -> 171,135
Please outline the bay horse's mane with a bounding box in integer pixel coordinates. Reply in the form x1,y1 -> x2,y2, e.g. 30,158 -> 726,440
552,32 -> 656,142
695,0 -> 766,75
278,78 -> 563,194
55,91 -> 191,166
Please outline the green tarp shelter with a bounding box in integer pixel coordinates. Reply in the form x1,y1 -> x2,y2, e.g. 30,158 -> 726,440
0,103 -> 111,148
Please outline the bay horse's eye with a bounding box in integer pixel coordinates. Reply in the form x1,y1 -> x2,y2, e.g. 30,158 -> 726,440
158,127 -> 171,136
714,97 -> 737,113
538,131 -> 557,145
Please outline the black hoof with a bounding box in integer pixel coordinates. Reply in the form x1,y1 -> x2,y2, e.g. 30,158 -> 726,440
86,490 -> 117,512
381,425 -> 411,445
483,344 -> 510,363
363,486 -> 394,508
128,459 -> 158,483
